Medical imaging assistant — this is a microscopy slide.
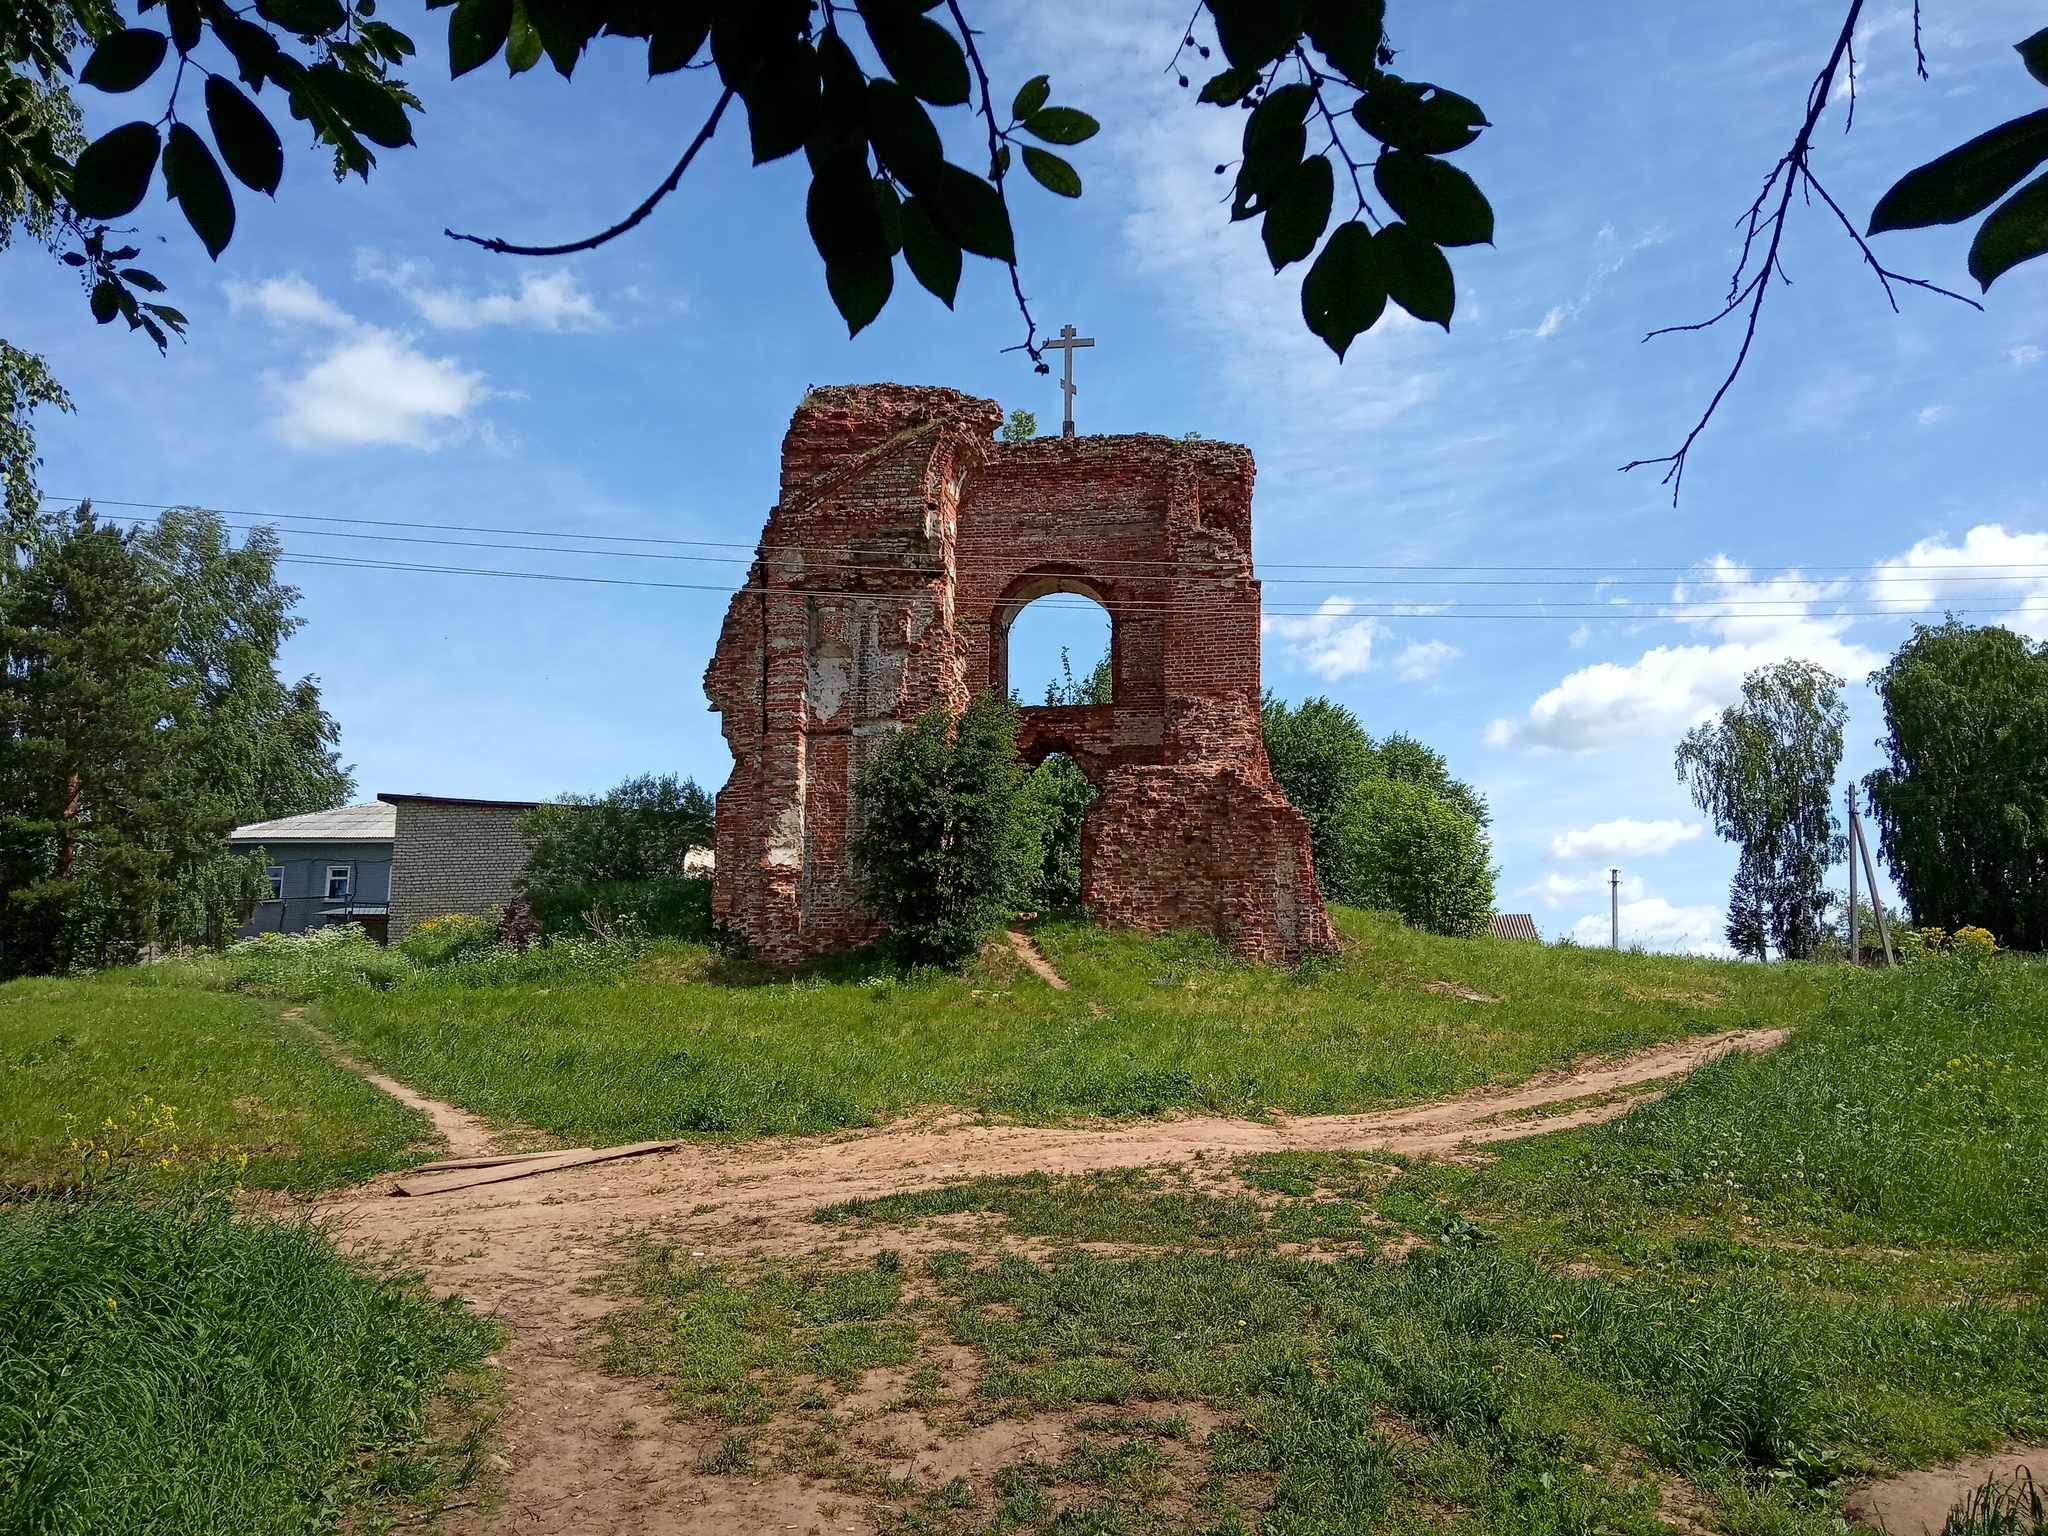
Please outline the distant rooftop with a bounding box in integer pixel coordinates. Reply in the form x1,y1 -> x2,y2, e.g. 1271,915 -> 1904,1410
231,803 -> 396,844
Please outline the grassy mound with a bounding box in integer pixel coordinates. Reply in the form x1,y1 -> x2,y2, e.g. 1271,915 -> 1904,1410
309,908 -> 1823,1146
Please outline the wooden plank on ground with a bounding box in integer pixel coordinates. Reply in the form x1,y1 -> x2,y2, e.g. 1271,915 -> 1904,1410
408,1149 -> 586,1174
393,1140 -> 682,1197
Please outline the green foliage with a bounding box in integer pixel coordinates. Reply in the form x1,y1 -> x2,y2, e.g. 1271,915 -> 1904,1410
0,342 -> 70,524
1675,660 -> 1846,961
1339,777 -> 1496,936
1000,407 -> 1039,442
1865,622 -> 2048,949
1019,755 -> 1095,910
395,911 -> 497,968
309,908 -> 1823,1148
0,1192 -> 498,1532
210,923 -> 416,996
0,504 -> 349,974
852,691 -> 1039,970
1262,695 -> 1488,908
1869,31 -> 2048,289
1943,1471 -> 2047,1536
518,772 -> 713,892
526,876 -> 715,942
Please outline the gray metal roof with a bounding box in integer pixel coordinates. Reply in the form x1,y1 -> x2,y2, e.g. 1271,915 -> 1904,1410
231,803 -> 396,844
1490,913 -> 1541,941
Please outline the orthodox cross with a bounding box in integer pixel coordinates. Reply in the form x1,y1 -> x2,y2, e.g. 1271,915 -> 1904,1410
1042,324 -> 1095,438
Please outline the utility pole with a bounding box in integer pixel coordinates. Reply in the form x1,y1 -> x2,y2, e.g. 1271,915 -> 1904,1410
1610,867 -> 1621,950
1848,792 -> 1897,966
1846,783 -> 1859,964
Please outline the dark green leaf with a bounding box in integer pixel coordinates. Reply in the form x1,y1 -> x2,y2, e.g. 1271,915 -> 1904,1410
1022,145 -> 1080,197
1012,74 -> 1049,120
991,143 -> 1009,178
858,2 -> 968,106
449,0 -> 513,77
900,194 -> 959,305
1233,83 -> 1311,219
1373,148 -> 1491,245
648,3 -> 710,73
1021,106 -> 1098,146
2017,27 -> 2048,89
164,0 -> 200,54
1262,151 -> 1331,268
808,153 -> 892,335
118,267 -> 167,291
1869,109 -> 2048,232
506,0 -> 542,72
306,63 -> 414,146
521,0 -> 604,77
205,76 -> 284,194
79,29 -> 168,93
1302,0 -> 1383,83
68,121 -> 161,220
923,160 -> 1014,262
164,122 -> 236,258
91,280 -> 122,324
1969,169 -> 2048,288
144,303 -> 188,328
739,42 -> 820,163
1208,0 -> 1303,71
812,27 -> 867,156
1354,76 -> 1488,154
255,0 -> 347,35
360,21 -> 416,63
1198,64 -> 1261,105
874,175 -> 903,253
1377,220 -> 1454,327
212,15 -> 282,86
867,77 -> 943,189
1300,219 -> 1384,357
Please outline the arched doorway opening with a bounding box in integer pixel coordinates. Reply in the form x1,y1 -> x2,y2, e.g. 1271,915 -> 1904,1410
997,580 -> 1112,706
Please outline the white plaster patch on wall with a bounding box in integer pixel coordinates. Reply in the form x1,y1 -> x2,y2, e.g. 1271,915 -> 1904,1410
766,801 -> 805,867
808,651 -> 851,724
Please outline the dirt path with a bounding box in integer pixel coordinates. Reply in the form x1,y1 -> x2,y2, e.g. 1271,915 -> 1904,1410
316,1027 -> 1783,1535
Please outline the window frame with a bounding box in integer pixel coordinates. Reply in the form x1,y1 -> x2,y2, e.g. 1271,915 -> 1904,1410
266,866 -> 284,901
325,864 -> 353,901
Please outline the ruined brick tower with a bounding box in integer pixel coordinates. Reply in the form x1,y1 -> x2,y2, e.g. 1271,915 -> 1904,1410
703,383 -> 1335,966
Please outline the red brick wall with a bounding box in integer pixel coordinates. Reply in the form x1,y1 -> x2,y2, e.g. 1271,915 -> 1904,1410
705,384 -> 1335,964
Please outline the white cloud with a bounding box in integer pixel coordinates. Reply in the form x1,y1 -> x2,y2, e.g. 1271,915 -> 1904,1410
359,254 -> 608,332
1869,523 -> 2048,641
1568,897 -> 1731,956
1395,639 -> 1460,681
274,331 -> 487,449
1525,869 -> 1648,909
1917,406 -> 1942,425
1263,597 -> 1387,680
232,275 -> 489,449
226,275 -> 353,328
1547,817 -> 1703,860
1488,557 -> 1879,752
2010,345 -> 2041,365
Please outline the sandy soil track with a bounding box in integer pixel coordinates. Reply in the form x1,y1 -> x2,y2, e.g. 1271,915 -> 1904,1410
316,1027 -> 1785,1534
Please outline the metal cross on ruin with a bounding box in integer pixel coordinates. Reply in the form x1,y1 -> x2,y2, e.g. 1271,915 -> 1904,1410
1042,324 -> 1095,438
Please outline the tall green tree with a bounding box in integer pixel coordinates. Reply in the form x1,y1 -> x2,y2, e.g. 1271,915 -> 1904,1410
518,773 -> 715,892
0,504 -> 348,972
1338,776 -> 1495,936
1261,694 -> 1378,902
852,690 -> 1037,970
1865,621 -> 2048,949
1674,660 -> 1847,961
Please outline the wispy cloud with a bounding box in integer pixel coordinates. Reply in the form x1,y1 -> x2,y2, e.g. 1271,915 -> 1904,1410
1568,897 -> 1729,956
1395,639 -> 1461,681
228,275 -> 487,449
357,253 -> 609,332
1547,817 -> 1703,860
1263,598 -> 1388,680
1487,557 -> 1878,752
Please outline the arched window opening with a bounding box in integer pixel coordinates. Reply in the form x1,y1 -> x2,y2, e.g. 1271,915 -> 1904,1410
1002,588 -> 1110,706
1023,753 -> 1097,912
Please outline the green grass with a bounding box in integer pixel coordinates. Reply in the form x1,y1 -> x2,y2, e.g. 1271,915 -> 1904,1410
0,1191 -> 500,1534
596,953 -> 2048,1536
0,974 -> 431,1190
310,908 -> 1821,1145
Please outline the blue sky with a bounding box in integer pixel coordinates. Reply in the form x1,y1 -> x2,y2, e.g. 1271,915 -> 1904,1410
6,0 -> 2045,951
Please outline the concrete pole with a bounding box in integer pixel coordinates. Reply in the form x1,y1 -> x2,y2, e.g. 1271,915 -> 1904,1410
1847,783 -> 1859,964
1610,867 -> 1621,950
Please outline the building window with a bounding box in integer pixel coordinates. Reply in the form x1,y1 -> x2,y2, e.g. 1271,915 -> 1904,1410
266,866 -> 284,901
326,865 -> 352,901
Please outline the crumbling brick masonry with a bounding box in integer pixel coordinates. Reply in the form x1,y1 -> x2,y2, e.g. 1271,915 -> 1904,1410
704,383 -> 1335,966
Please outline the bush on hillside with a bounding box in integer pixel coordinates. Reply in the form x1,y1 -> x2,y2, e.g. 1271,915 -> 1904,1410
1339,777 -> 1495,937
853,692 -> 1040,969
396,912 -> 498,967
518,774 -> 714,893
527,877 -> 714,942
